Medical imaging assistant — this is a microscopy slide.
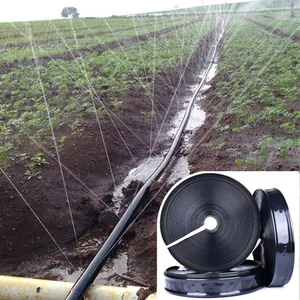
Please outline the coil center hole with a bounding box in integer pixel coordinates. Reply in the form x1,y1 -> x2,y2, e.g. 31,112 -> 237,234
204,216 -> 218,231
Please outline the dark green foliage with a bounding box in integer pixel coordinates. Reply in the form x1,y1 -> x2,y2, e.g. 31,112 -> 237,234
61,7 -> 80,18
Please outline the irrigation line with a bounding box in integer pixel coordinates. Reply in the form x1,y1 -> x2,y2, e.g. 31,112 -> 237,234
65,19 -> 225,300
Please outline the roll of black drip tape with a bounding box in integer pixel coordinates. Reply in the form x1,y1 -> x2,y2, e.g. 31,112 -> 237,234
160,173 -> 260,272
164,260 -> 264,298
253,188 -> 295,287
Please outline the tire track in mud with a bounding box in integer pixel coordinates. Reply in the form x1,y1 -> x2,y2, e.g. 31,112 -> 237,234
0,18 -> 203,74
243,17 -> 300,44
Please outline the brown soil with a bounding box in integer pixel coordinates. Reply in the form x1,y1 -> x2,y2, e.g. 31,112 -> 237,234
0,95 -> 154,263
188,76 -> 300,172
0,28 -> 216,297
243,17 -> 300,43
0,73 -> 179,264
0,18 -> 202,73
0,179 -> 169,299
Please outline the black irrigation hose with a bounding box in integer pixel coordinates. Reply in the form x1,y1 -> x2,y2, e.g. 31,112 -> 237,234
65,20 -> 225,300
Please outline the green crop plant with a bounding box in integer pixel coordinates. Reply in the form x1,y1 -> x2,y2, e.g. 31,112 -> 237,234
96,106 -> 105,119
58,136 -> 67,152
281,122 -> 297,136
30,152 -> 48,166
276,146 -> 290,162
25,164 -> 42,180
112,98 -> 123,113
143,110 -> 156,121
258,136 -> 273,159
275,139 -> 296,162
24,152 -> 48,180
214,141 -> 226,157
235,158 -> 244,167
244,158 -> 261,167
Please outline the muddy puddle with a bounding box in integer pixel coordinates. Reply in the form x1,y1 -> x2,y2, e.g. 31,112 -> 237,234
46,252 -> 128,286
31,231 -> 130,287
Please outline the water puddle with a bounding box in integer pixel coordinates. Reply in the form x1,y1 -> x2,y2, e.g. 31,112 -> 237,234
168,103 -> 206,137
63,233 -> 103,254
206,62 -> 218,82
40,231 -> 128,286
113,156 -> 164,200
112,156 -> 164,212
167,156 -> 190,184
46,251 -> 128,286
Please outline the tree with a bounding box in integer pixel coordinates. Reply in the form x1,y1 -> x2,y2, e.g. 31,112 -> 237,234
61,7 -> 80,18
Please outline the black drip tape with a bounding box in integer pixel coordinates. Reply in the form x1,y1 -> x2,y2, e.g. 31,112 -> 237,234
160,173 -> 260,272
253,188 -> 295,287
160,173 -> 295,298
164,260 -> 264,298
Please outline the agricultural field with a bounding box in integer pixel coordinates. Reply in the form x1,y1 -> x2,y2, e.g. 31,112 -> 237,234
189,10 -> 300,171
0,1 -> 299,297
0,17 -> 200,62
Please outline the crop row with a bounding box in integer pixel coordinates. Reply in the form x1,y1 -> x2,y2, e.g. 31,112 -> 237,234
249,15 -> 300,36
259,10 -> 300,18
0,16 -> 188,46
0,18 -> 217,169
213,15 -> 299,167
0,17 -> 200,63
0,16 -> 185,39
1,23 -> 153,47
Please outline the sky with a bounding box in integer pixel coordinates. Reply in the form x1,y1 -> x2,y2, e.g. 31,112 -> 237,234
0,0 -> 259,22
